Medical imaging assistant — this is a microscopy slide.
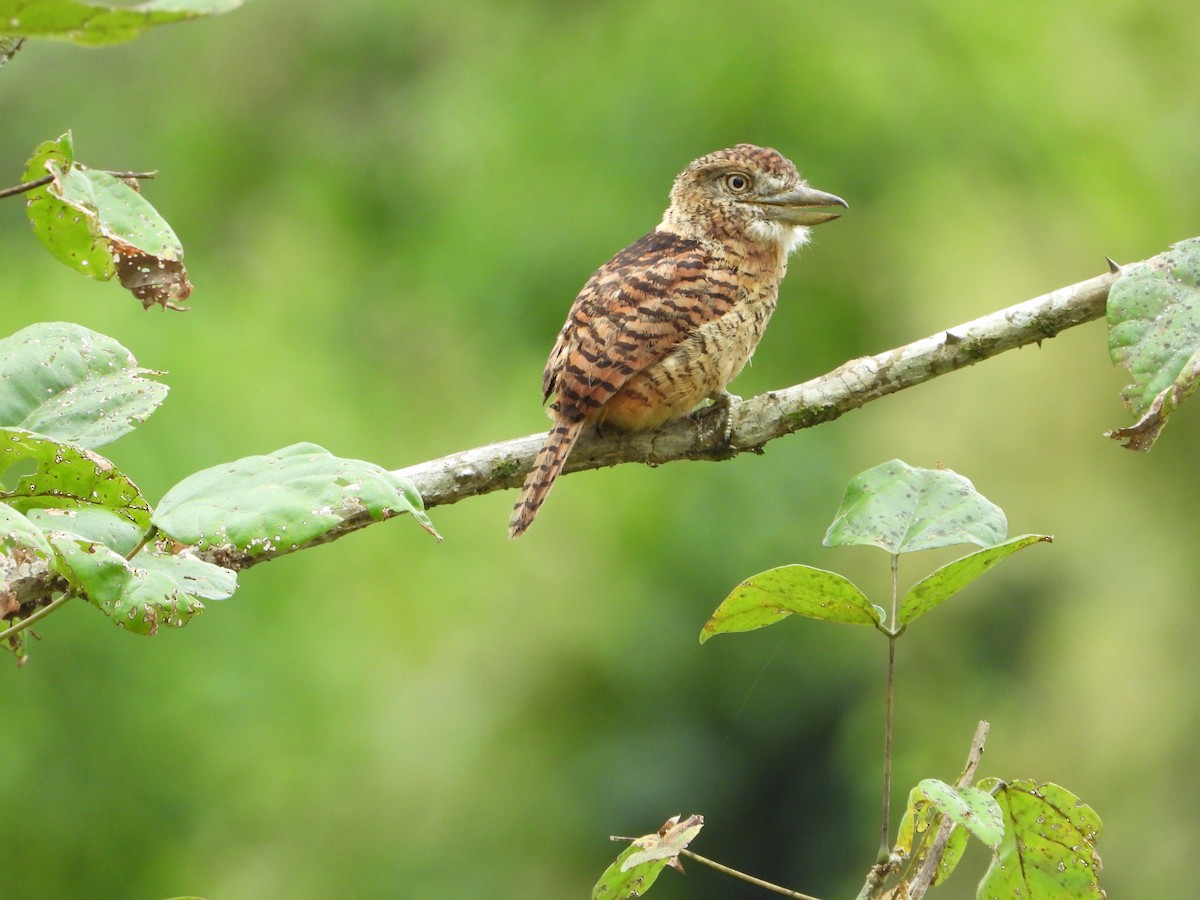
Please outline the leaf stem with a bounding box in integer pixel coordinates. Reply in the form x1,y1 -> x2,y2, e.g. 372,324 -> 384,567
879,553 -> 900,860
125,526 -> 158,561
678,848 -> 824,900
0,591 -> 75,643
0,169 -> 158,201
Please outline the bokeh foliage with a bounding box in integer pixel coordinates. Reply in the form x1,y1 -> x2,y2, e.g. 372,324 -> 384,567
2,1 -> 1199,897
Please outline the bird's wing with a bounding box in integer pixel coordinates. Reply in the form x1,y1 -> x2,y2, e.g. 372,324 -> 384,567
542,230 -> 737,419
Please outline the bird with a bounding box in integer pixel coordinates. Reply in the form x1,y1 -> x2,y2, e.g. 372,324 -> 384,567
508,143 -> 846,539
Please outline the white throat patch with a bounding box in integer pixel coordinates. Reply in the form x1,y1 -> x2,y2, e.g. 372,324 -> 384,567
747,219 -> 812,255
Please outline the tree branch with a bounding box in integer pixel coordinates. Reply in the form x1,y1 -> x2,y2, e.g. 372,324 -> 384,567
0,253 -> 1137,623
395,264 -> 1118,511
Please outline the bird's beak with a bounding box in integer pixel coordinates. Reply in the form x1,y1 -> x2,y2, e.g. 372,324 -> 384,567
759,185 -> 848,226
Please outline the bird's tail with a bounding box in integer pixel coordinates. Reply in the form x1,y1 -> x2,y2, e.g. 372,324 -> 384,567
509,418 -> 586,539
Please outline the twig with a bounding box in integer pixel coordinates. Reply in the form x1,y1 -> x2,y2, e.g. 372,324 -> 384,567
0,255 -> 1143,610
0,170 -> 158,200
394,264 -> 1118,511
679,848 -> 824,900
0,591 -> 75,644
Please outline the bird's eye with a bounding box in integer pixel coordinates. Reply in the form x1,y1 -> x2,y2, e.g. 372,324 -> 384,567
724,172 -> 752,194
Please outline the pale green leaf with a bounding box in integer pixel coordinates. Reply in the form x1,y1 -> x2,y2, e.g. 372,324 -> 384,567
0,322 -> 167,448
0,501 -> 53,559
153,442 -> 440,554
48,532 -> 235,635
0,0 -> 244,47
21,506 -> 144,556
824,459 -> 1007,554
1107,237 -> 1200,450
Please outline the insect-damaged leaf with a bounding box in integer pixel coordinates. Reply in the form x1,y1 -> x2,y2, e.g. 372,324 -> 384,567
0,428 -> 151,529
0,0 -> 243,47
23,132 -> 192,309
48,533 -> 236,635
701,564 -> 880,643
978,778 -> 1104,899
823,459 -> 1007,554
1107,237 -> 1200,450
0,322 -> 167,449
894,779 -> 1002,887
592,815 -> 703,900
153,442 -> 440,555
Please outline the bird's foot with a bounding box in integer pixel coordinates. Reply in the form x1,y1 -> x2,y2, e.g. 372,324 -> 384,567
698,389 -> 740,445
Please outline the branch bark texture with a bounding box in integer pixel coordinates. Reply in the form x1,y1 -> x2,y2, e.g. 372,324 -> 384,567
1,258 -> 1127,619
396,266 -> 1117,512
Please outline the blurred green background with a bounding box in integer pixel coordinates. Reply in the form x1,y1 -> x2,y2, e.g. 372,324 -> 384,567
3,1 -> 1199,897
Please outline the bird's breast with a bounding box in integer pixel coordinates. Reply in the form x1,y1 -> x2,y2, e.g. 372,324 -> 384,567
599,280 -> 780,430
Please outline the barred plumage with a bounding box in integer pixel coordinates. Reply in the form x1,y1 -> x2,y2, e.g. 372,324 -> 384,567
509,144 -> 845,538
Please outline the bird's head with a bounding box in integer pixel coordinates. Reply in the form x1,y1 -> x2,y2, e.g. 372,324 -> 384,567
660,144 -> 847,255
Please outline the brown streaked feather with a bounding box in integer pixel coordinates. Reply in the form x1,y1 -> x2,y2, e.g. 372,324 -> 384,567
543,231 -> 734,422
508,417 -> 586,539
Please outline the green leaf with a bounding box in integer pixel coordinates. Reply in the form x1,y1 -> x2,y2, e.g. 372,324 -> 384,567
592,844 -> 670,899
48,533 -> 236,635
24,133 -> 192,309
894,786 -> 972,886
912,779 -> 1004,849
0,0 -> 244,47
0,501 -> 54,560
0,322 -> 167,448
930,825 -> 968,887
0,428 -> 151,528
701,564 -> 880,643
592,815 -> 702,900
979,778 -> 1104,899
823,459 -> 1007,554
22,134 -> 112,278
153,442 -> 441,554
1107,237 -> 1200,450
899,534 -> 1052,625
22,506 -> 145,556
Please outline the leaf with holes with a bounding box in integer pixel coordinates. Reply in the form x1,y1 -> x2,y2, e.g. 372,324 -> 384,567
894,787 -> 971,886
901,779 -> 1004,851
23,133 -> 191,309
0,428 -> 151,528
1107,237 -> 1200,450
899,534 -> 1052,624
0,502 -> 53,562
701,565 -> 880,643
21,507 -> 145,557
823,459 -> 1007,554
153,442 -> 440,555
978,778 -> 1104,899
0,0 -> 244,47
48,533 -> 235,635
0,323 -> 167,448
592,815 -> 703,900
